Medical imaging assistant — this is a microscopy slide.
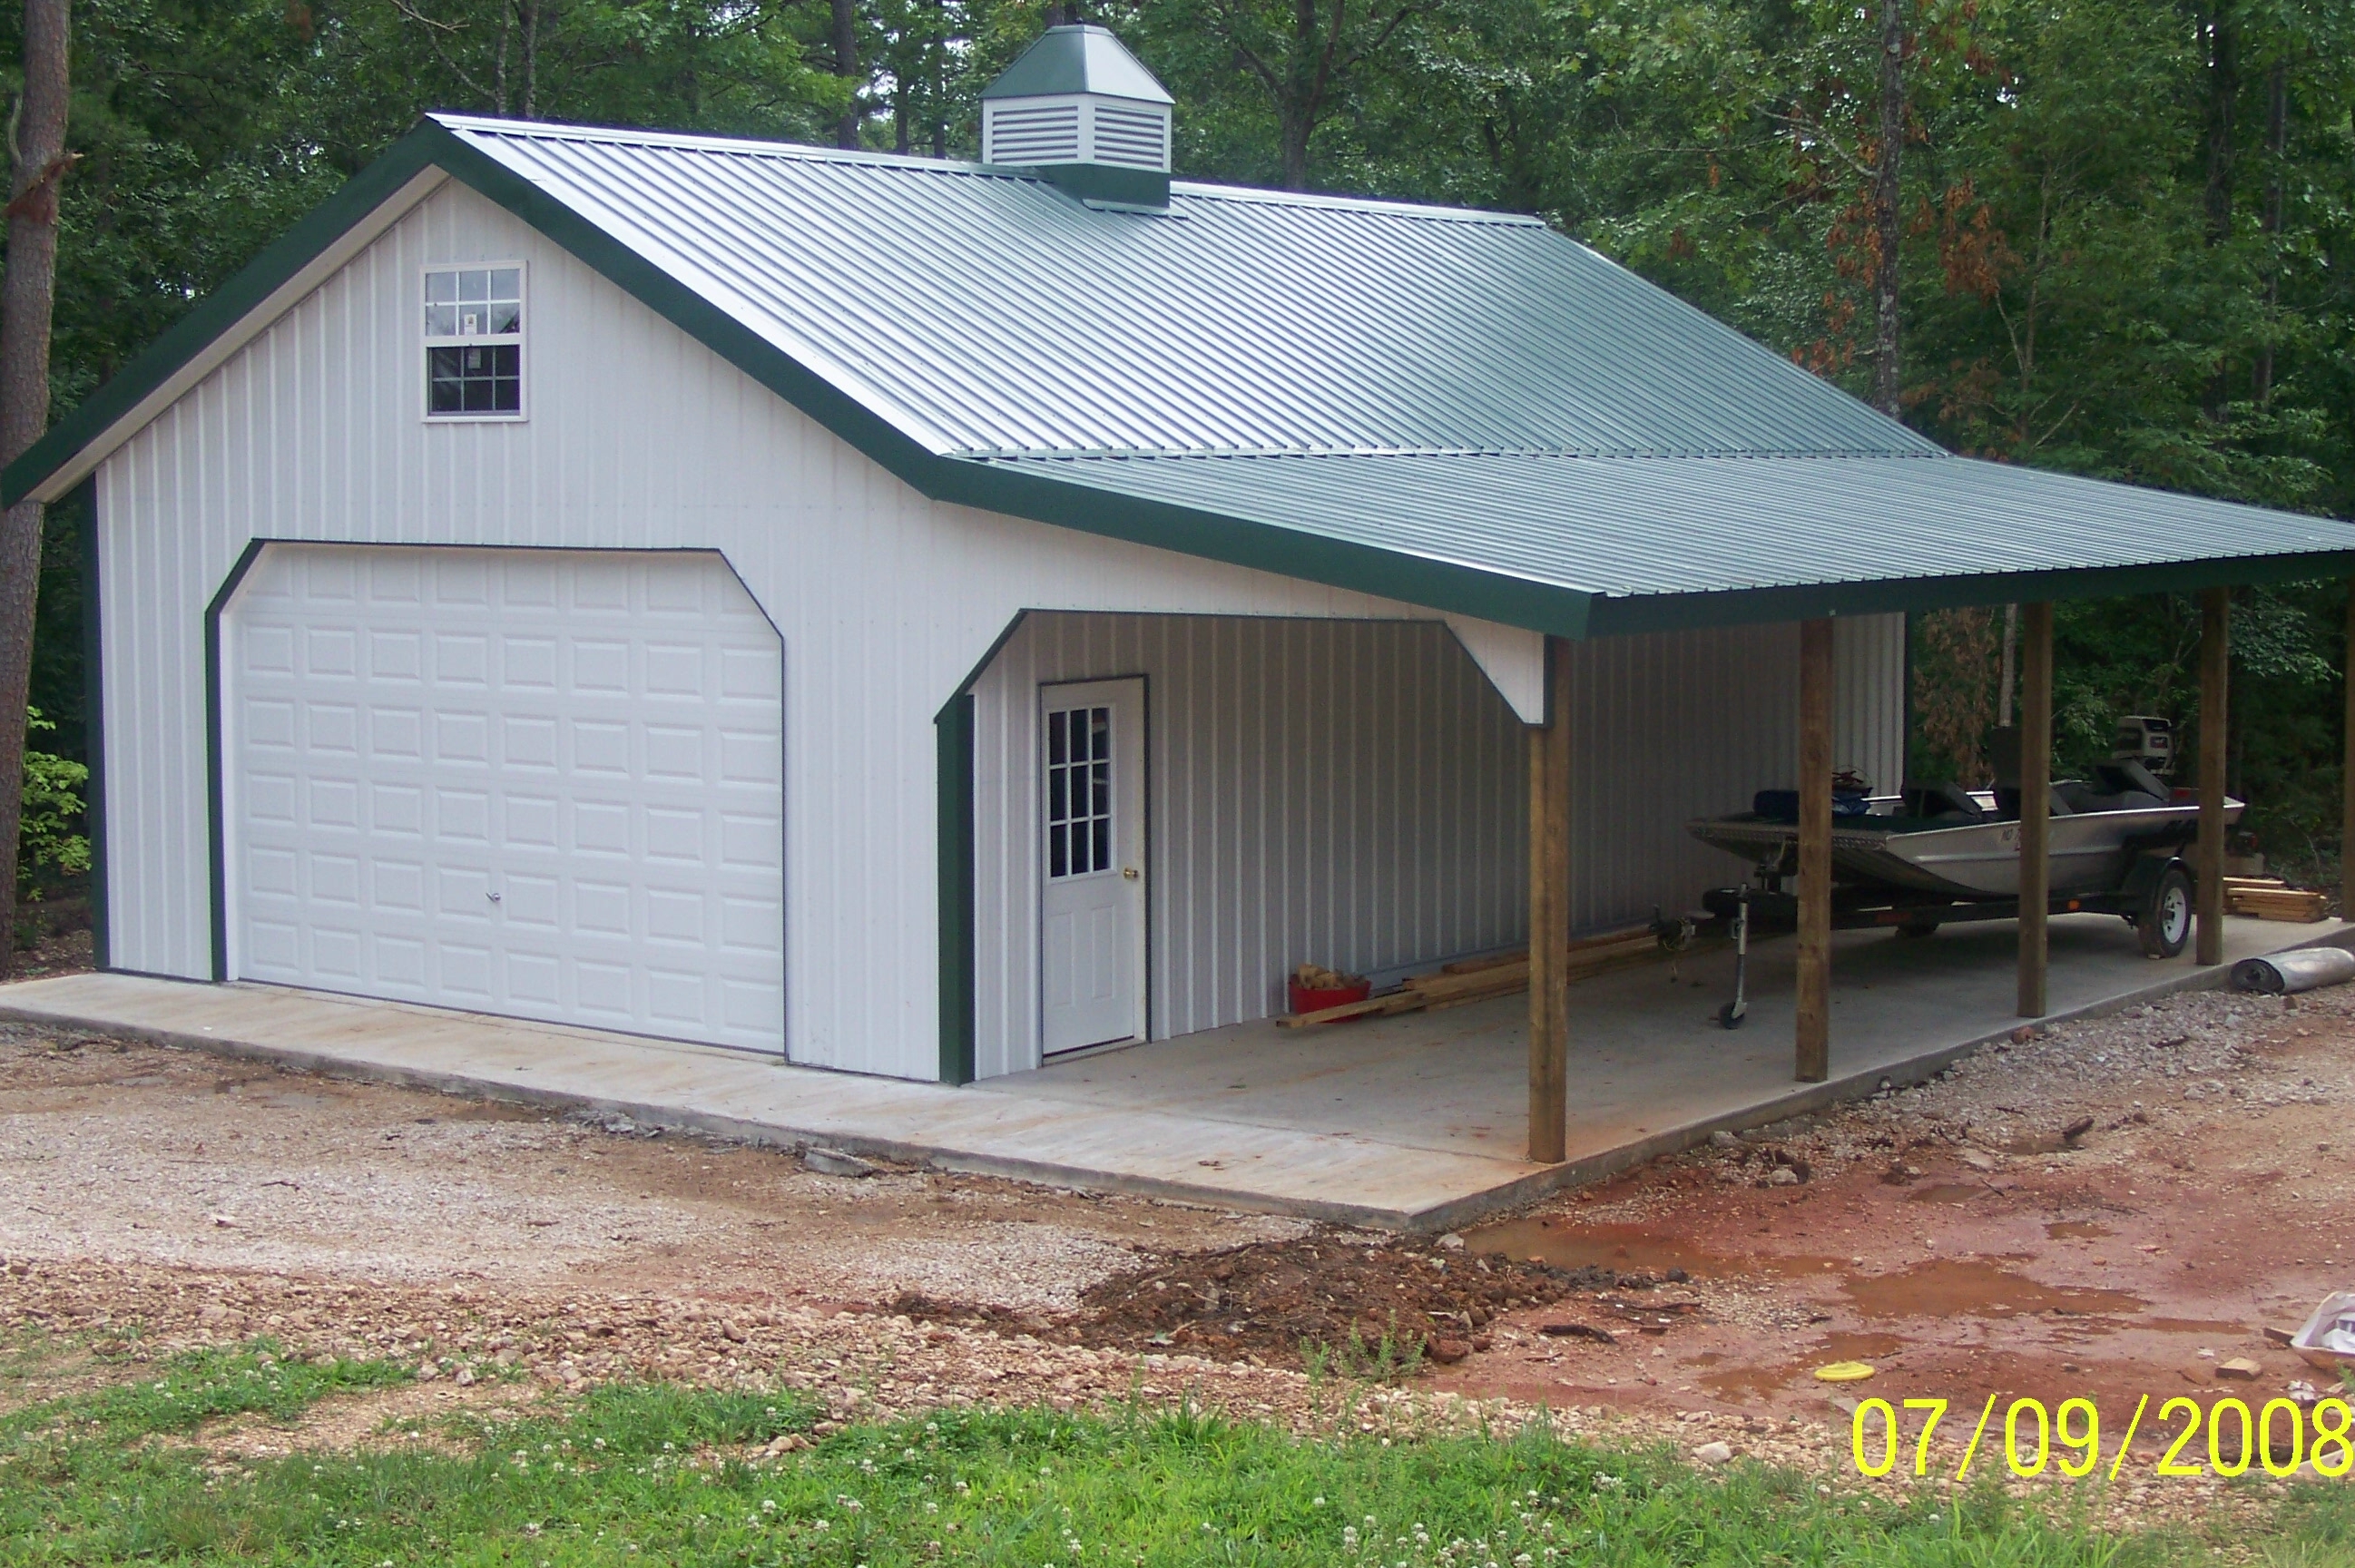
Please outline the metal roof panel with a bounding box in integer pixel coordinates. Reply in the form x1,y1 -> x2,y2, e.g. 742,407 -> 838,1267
438,117 -> 1938,461
970,450 -> 2355,612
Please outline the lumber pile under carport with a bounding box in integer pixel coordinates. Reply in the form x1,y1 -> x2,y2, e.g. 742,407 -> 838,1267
1277,924 -> 1686,1027
2223,877 -> 2331,923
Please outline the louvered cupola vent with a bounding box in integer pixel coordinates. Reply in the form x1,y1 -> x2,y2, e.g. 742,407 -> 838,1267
981,24 -> 1174,208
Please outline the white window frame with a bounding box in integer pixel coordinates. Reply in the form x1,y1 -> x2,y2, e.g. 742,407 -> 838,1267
421,260 -> 529,423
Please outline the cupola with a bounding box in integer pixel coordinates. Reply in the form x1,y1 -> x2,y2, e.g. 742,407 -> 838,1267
981,24 -> 1173,208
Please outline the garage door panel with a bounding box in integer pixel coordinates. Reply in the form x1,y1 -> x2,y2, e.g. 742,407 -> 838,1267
374,935 -> 426,986
228,544 -> 786,1054
368,707 -> 424,760
368,630 -> 422,680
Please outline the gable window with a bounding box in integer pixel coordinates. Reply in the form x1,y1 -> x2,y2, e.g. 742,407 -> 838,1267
424,265 -> 524,417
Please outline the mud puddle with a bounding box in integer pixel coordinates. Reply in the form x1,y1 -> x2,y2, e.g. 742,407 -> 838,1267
1464,1219 -> 1831,1281
1844,1259 -> 2144,1321
1906,1183 -> 1993,1204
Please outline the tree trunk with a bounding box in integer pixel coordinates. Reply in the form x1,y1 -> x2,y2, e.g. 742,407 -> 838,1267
520,0 -> 540,118
2254,60 -> 2287,407
1869,0 -> 1904,416
0,0 -> 73,979
2203,5 -> 2239,247
2200,4 -> 2237,417
1997,603 -> 2018,729
494,0 -> 511,115
1278,107 -> 1311,191
832,0 -> 860,150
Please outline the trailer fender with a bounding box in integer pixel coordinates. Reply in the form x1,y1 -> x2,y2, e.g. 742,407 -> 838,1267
2118,851 -> 2186,904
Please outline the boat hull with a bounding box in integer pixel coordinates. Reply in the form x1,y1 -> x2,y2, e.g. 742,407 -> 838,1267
1688,800 -> 2238,899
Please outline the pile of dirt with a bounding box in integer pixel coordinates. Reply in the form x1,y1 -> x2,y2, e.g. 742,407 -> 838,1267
895,1233 -> 1642,1367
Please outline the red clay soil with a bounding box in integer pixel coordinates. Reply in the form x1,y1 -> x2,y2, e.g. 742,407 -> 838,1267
1415,984 -> 2355,1458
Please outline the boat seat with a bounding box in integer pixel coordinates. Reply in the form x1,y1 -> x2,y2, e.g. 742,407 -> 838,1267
1901,781 -> 1985,822
1992,785 -> 2076,818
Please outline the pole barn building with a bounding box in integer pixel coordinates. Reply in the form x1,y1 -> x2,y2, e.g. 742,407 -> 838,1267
14,27 -> 2355,1142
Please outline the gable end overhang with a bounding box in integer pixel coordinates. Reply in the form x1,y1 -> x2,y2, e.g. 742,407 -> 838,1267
5,119 -> 1602,638
15,121 -> 2353,642
6,132 -> 455,509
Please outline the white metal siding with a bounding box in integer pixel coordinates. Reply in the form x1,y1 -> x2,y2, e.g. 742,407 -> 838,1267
1834,612 -> 1908,797
90,178 -> 1547,1080
1557,614 -> 1903,935
971,614 -> 1527,1077
224,544 -> 785,1051
970,612 -> 1905,1076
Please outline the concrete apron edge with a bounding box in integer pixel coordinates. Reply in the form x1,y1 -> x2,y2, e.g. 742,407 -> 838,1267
1428,927 -> 2355,1236
0,995 -> 1477,1232
6,931 -> 2340,1236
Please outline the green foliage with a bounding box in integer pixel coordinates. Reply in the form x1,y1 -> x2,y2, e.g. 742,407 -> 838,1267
17,707 -> 89,900
15,0 -> 2355,869
8,1374 -> 2331,1565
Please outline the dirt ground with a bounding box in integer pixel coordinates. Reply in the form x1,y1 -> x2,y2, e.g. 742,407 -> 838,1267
3,972 -> 2351,1521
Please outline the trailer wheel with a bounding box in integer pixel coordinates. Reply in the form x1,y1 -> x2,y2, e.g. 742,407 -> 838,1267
2135,864 -> 2193,958
1894,918 -> 1939,939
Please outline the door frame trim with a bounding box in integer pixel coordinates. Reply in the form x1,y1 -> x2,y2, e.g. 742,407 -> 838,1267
1036,672 -> 1150,1059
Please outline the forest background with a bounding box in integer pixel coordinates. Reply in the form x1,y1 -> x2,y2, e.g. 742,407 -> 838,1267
9,0 -> 2355,877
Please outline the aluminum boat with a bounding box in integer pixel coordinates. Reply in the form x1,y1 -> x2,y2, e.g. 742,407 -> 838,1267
1689,768 -> 2239,900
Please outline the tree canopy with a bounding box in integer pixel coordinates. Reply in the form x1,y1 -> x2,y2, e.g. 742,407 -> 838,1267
13,0 -> 2355,867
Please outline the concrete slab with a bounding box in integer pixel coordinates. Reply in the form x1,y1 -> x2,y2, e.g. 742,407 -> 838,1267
3,915 -> 2346,1230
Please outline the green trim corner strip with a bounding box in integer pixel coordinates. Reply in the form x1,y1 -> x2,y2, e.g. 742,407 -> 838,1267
937,692 -> 977,1085
74,478 -> 106,972
204,540 -> 270,983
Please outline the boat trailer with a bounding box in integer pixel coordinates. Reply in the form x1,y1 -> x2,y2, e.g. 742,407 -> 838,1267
1703,853 -> 2193,1030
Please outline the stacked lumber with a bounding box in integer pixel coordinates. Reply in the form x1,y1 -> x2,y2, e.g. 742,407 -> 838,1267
1277,924 -> 1689,1027
2223,877 -> 2331,923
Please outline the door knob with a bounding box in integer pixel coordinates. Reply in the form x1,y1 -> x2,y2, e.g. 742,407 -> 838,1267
1122,867 -> 1140,880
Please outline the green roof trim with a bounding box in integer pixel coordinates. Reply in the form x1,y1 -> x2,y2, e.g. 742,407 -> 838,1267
14,115 -> 2355,641
3,123 -> 450,510
981,24 -> 1173,103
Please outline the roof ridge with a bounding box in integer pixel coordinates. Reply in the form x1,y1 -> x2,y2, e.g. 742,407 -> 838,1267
431,113 -> 1548,226
967,446 -> 1958,462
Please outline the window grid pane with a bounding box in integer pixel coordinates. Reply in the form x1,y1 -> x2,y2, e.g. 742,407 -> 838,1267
1045,704 -> 1114,881
425,266 -> 524,418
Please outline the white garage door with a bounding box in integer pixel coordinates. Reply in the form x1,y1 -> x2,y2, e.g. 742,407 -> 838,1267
224,544 -> 785,1053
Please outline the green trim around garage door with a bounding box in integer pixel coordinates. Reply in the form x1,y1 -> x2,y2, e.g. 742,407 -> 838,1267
204,540 -> 270,984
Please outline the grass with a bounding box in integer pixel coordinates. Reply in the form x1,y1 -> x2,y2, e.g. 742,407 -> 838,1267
1,1339 -> 2350,1564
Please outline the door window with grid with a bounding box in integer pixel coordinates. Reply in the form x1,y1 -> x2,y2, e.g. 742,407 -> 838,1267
425,266 -> 524,417
1045,705 -> 1114,878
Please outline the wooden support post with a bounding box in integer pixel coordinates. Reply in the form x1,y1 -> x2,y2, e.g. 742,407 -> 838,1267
2197,588 -> 2231,966
1526,634 -> 1573,1164
2343,579 -> 2355,922
2017,602 -> 2053,1017
1796,619 -> 1833,1083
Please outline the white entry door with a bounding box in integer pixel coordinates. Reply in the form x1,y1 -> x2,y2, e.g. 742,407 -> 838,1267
223,544 -> 786,1054
1039,678 -> 1146,1054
